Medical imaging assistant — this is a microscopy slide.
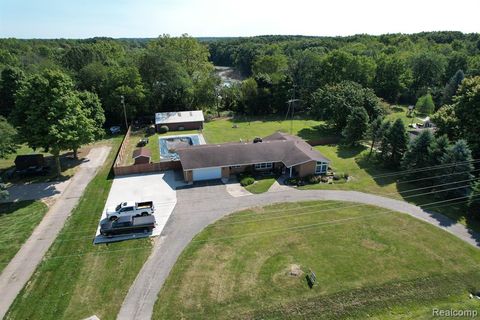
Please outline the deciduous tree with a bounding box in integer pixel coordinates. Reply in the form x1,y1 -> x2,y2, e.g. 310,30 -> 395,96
342,107 -> 369,146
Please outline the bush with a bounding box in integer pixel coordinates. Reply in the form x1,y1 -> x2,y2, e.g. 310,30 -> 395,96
343,172 -> 349,180
240,176 -> 255,186
333,174 -> 341,181
285,177 -> 299,185
306,175 -> 322,184
158,125 -> 169,134
320,176 -> 329,183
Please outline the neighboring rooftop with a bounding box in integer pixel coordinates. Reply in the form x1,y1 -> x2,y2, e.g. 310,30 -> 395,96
155,110 -> 204,125
177,132 -> 329,170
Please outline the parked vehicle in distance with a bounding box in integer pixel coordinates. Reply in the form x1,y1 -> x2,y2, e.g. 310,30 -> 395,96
100,215 -> 156,237
137,138 -> 149,147
109,126 -> 121,134
106,201 -> 154,221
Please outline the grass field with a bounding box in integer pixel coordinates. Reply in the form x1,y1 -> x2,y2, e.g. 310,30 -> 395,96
0,201 -> 48,273
154,201 -> 480,319
301,144 -> 480,232
6,137 -> 152,320
245,177 -> 276,194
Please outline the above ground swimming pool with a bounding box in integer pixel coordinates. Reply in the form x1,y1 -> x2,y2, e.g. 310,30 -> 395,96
159,134 -> 202,160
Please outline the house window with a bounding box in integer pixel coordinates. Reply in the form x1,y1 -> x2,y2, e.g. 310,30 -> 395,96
315,161 -> 328,174
254,162 -> 273,170
231,165 -> 241,169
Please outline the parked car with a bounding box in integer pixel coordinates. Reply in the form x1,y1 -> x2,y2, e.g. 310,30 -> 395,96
100,215 -> 156,237
109,126 -> 121,134
137,138 -> 149,147
106,201 -> 154,221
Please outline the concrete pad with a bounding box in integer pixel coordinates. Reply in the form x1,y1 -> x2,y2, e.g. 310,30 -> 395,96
224,178 -> 252,197
268,177 -> 292,193
94,171 -> 185,244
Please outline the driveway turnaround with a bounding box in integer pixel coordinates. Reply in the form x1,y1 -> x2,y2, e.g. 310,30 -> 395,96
117,184 -> 480,320
94,171 -> 183,244
0,146 -> 111,319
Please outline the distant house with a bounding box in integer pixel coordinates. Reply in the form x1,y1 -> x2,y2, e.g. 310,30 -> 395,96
132,148 -> 151,165
155,111 -> 204,132
176,132 -> 330,182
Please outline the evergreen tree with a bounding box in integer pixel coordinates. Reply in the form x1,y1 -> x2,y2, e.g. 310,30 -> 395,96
468,180 -> 480,216
401,130 -> 434,178
367,116 -> 384,157
342,107 -> 369,146
437,140 -> 474,198
386,119 -> 408,167
0,178 -> 7,201
378,120 -> 392,162
442,70 -> 464,105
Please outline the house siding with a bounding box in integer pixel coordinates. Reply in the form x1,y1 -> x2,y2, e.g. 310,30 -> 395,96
184,170 -> 193,182
156,121 -> 203,132
133,156 -> 150,165
221,167 -> 230,178
295,161 -> 317,177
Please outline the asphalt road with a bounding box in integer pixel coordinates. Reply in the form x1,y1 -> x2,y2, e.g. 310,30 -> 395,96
117,182 -> 480,320
0,146 -> 111,319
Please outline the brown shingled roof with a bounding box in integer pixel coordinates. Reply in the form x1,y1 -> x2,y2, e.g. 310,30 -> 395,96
177,132 -> 329,170
132,147 -> 151,159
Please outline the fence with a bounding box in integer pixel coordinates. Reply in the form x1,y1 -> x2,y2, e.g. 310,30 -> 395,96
113,127 -> 183,177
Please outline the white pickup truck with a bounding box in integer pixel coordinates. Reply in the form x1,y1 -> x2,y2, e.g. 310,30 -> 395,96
106,201 -> 155,221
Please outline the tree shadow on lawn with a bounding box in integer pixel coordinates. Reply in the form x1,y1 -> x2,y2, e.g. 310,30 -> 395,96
0,200 -> 36,218
353,151 -> 399,187
297,124 -> 340,141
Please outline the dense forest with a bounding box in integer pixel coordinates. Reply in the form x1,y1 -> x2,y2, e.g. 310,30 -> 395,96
1,32 -> 480,171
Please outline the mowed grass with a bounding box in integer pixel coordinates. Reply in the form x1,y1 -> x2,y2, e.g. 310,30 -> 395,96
0,201 -> 48,273
203,117 -> 330,144
245,177 -> 276,194
154,201 -> 480,319
301,144 -> 480,231
6,137 -> 152,320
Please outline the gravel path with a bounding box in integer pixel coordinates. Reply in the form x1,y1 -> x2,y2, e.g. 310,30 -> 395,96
0,146 -> 111,319
117,183 -> 480,320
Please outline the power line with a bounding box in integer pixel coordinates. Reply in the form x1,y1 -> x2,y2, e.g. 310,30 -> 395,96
1,194 -> 475,265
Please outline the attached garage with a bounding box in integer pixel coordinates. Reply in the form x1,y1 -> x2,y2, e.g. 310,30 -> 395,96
192,167 -> 222,181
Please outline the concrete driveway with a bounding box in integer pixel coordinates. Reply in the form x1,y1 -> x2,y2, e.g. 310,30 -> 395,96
118,183 -> 480,320
94,171 -> 185,244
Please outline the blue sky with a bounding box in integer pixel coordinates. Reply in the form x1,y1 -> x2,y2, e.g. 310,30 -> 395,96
0,0 -> 479,38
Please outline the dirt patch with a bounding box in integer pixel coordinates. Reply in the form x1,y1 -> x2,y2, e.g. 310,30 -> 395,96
287,264 -> 303,277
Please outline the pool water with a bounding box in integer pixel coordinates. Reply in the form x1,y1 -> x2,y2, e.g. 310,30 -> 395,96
159,135 -> 201,160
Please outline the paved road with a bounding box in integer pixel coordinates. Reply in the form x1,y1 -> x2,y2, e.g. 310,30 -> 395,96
0,146 -> 111,319
117,183 -> 480,320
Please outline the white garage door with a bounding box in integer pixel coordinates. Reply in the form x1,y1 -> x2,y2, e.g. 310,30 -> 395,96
192,167 -> 222,181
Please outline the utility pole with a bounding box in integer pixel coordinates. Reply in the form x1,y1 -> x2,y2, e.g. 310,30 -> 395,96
120,95 -> 128,130
287,85 -> 300,135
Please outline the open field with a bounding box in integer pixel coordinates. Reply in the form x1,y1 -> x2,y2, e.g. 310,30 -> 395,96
6,137 -> 152,320
154,201 -> 480,319
0,201 -> 48,273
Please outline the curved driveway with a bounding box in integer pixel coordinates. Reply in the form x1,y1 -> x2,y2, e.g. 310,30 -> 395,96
117,183 -> 480,320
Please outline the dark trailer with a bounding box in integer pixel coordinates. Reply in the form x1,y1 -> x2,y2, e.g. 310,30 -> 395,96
100,215 -> 156,237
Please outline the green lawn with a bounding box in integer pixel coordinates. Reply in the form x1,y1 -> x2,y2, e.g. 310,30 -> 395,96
6,137 -> 153,320
154,201 -> 480,319
203,117 -> 332,144
301,144 -> 480,232
245,177 -> 276,194
0,201 -> 48,273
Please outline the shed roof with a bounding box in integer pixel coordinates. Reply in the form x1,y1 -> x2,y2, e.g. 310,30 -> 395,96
155,110 -> 204,125
132,148 -> 151,159
177,132 -> 329,170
